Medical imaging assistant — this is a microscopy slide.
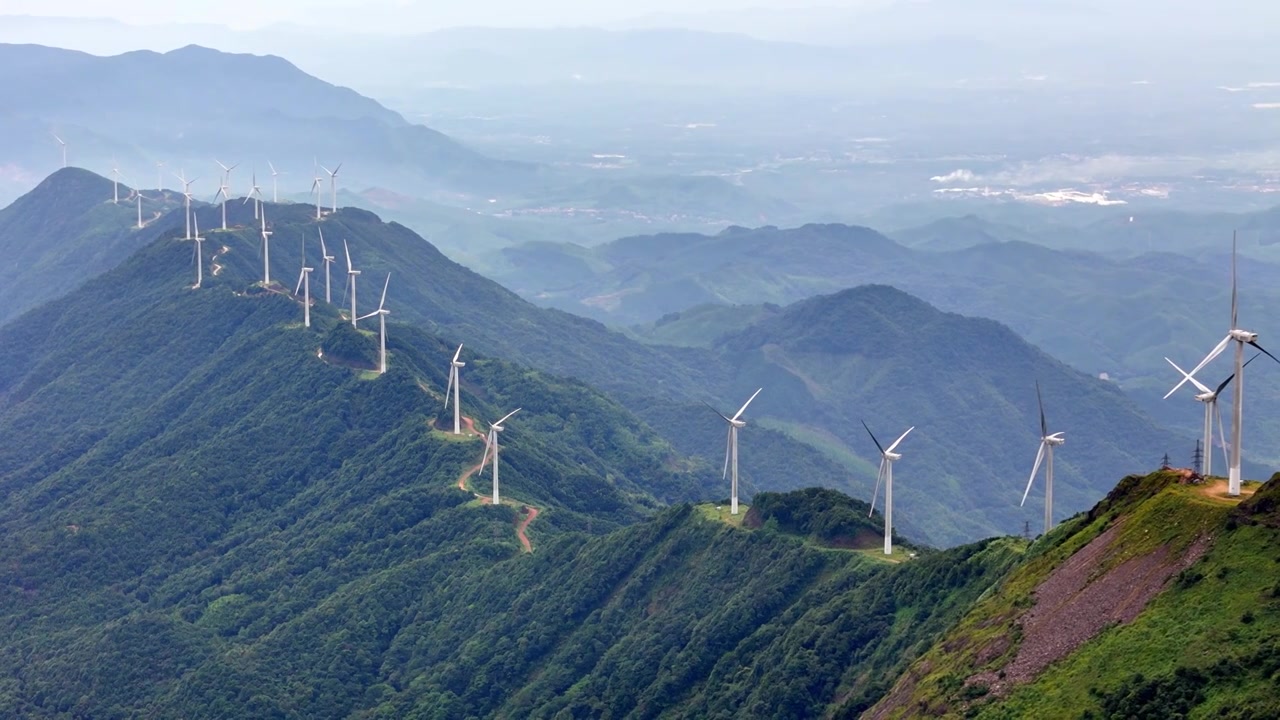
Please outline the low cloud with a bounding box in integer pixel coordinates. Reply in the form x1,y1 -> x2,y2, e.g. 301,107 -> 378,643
929,169 -> 978,184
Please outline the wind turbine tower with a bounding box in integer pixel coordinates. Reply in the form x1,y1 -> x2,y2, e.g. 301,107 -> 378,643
318,228 -> 335,303
156,160 -> 165,191
864,421 -> 914,555
357,273 -> 391,374
481,409 -> 522,505
444,344 -> 465,434
245,170 -> 264,220
111,159 -> 121,204
135,190 -> 146,229
322,163 -> 342,213
1021,382 -> 1065,534
344,239 -> 360,328
706,388 -> 763,515
192,214 -> 205,289
1164,234 -> 1280,495
295,237 -> 314,328
311,175 -> 323,219
260,205 -> 273,285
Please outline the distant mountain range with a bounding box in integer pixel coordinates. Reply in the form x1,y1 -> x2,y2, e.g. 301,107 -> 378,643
0,170 -> 1211,545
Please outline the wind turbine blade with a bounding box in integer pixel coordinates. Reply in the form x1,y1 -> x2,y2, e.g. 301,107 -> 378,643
495,408 -> 522,427
869,458 -> 885,516
295,271 -> 305,295
343,240 -> 352,272
861,420 -> 885,456
356,311 -> 380,321
452,343 -> 464,363
1164,335 -> 1233,399
1248,340 -> 1280,365
268,161 -> 276,175
318,228 -> 327,257
731,387 -> 763,421
886,426 -> 914,454
722,426 -> 732,480
444,368 -> 455,410
702,400 -> 732,424
334,162 -> 343,174
1021,442 -> 1047,507
1231,231 -> 1239,330
1166,357 -> 1213,395
1036,381 -> 1047,437
480,434 -> 493,471
378,272 -> 390,311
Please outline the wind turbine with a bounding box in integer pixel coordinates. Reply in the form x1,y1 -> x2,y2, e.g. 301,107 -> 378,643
155,160 -> 165,191
444,344 -> 465,434
357,273 -> 391,374
268,161 -> 283,203
51,133 -> 67,168
318,228 -> 335,303
321,163 -> 342,213
192,214 -> 205,289
135,189 -> 147,229
480,409 -> 522,505
311,174 -> 323,219
1020,382 -> 1064,535
174,171 -> 196,240
260,204 -> 273,285
295,236 -> 314,327
111,159 -> 121,203
244,170 -> 264,220
343,239 -> 361,328
1166,354 -> 1259,477
864,421 -> 913,555
1163,234 -> 1280,495
706,388 -> 762,515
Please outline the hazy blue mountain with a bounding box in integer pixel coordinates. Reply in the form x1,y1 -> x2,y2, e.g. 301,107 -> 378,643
0,42 -> 535,204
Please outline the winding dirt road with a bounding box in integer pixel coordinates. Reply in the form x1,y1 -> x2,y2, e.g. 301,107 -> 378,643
452,415 -> 540,553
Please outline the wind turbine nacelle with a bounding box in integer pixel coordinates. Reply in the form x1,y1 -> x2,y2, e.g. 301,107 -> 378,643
730,419 -> 747,429
1045,434 -> 1066,446
1231,329 -> 1258,343
884,451 -> 901,461
453,361 -> 466,368
1195,392 -> 1216,403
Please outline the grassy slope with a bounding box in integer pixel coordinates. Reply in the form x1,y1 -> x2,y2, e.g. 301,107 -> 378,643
866,471 -> 1280,719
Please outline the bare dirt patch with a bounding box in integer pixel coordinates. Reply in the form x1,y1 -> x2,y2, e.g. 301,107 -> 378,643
966,523 -> 1211,697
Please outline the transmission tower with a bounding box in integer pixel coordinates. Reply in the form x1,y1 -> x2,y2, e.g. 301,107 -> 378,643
1192,439 -> 1204,475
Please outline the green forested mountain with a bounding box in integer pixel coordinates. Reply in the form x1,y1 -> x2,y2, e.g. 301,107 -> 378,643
868,471 -> 1280,719
0,207 -> 1026,717
0,167 -> 184,322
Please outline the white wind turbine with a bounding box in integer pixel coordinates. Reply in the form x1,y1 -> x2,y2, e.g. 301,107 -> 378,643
174,171 -> 196,240
295,236 -> 314,328
480,409 -> 522,505
1163,234 -> 1280,496
135,189 -> 147,229
1020,382 -> 1064,534
260,204 -> 273,285
444,344 -> 465,434
706,388 -> 763,515
864,421 -> 914,555
1166,354 -> 1259,477
311,175 -> 323,220
318,228 -> 335,303
111,159 -> 121,204
244,170 -> 264,220
343,239 -> 361,328
52,133 -> 67,168
215,159 -> 238,195
321,163 -> 342,213
357,273 -> 392,374
215,160 -> 237,230
155,160 -> 165,191
268,161 -> 283,203
192,214 -> 205,289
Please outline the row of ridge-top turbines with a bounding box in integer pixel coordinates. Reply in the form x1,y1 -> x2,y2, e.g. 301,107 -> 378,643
126,151 -> 1273,555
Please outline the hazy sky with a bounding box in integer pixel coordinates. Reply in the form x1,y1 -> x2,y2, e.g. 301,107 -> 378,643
6,0 -> 883,32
